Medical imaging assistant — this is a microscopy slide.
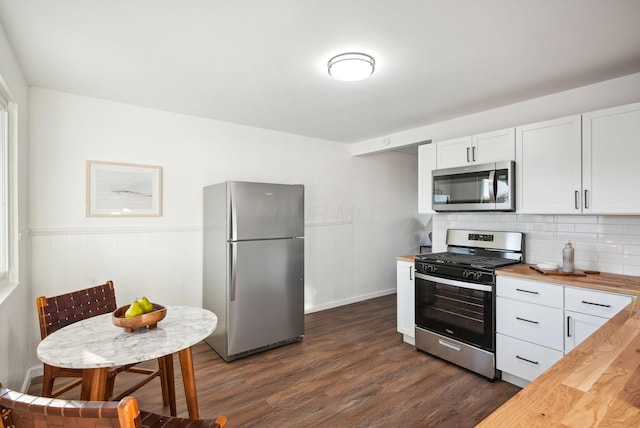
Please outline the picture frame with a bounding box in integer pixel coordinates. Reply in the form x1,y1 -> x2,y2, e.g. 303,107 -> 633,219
86,160 -> 163,217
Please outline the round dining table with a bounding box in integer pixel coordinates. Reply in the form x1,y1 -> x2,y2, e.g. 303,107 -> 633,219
37,305 -> 217,418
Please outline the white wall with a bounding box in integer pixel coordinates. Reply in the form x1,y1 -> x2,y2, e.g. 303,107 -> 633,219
351,72 -> 640,155
0,22 -> 31,391
28,88 -> 422,368
431,213 -> 640,276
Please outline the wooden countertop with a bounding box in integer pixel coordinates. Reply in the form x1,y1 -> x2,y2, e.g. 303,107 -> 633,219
497,263 -> 640,296
395,255 -> 417,262
477,300 -> 640,427
478,265 -> 640,427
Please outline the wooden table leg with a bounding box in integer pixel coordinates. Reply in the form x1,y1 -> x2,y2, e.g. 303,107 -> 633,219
84,367 -> 108,401
178,347 -> 199,419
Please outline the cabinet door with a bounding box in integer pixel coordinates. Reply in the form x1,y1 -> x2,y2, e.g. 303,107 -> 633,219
418,144 -> 436,214
496,297 -> 564,351
436,136 -> 473,168
497,334 -> 564,382
583,102 -> 640,214
516,115 -> 582,214
396,261 -> 415,342
472,128 -> 515,164
564,310 -> 608,353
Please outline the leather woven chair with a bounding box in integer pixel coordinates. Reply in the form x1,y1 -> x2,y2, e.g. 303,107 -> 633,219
0,383 -> 227,428
36,281 -> 176,415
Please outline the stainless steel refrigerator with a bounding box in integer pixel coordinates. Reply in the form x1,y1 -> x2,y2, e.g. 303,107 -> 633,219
203,181 -> 304,361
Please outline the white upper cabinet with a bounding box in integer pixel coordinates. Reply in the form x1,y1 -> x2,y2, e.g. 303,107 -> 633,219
437,128 -> 515,169
516,115 -> 582,214
582,102 -> 640,214
436,136 -> 473,168
472,128 -> 516,164
418,143 -> 436,213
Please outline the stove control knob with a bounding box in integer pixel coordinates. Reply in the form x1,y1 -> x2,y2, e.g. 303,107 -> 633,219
474,272 -> 483,280
427,265 -> 438,273
463,270 -> 471,279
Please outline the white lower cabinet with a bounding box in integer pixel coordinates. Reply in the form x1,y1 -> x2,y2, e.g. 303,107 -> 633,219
396,260 -> 415,345
496,297 -> 564,351
564,310 -> 608,353
564,286 -> 632,353
496,277 -> 564,388
497,275 -> 634,387
496,334 -> 564,383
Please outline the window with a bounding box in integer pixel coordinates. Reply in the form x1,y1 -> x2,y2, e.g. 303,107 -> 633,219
0,83 -> 12,284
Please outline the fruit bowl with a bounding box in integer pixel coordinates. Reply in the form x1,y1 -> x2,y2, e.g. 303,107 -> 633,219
112,303 -> 166,332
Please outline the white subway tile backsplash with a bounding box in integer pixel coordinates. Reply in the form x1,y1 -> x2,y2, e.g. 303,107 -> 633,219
624,246 -> 640,256
432,213 -> 640,276
555,215 -> 598,224
624,225 -> 640,235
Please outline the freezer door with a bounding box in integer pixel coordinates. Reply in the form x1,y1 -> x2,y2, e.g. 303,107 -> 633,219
228,238 -> 304,357
229,182 -> 304,241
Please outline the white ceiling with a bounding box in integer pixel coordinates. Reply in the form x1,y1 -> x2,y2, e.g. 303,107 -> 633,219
1,0 -> 640,143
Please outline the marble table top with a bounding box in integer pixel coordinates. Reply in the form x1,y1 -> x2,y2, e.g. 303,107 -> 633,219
37,306 -> 217,369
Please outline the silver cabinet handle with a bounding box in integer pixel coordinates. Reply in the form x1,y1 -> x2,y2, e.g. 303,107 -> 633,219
409,267 -> 413,281
516,355 -> 539,365
516,316 -> 539,325
466,147 -> 471,163
472,146 -> 477,162
584,189 -> 589,209
582,300 -> 611,308
567,315 -> 572,337
575,190 -> 580,209
516,288 -> 539,295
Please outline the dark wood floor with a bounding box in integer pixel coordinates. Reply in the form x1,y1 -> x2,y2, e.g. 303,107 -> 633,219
29,294 -> 520,427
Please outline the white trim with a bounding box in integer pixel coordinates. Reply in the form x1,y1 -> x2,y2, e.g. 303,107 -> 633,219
22,365 -> 43,393
304,288 -> 396,314
30,225 -> 203,236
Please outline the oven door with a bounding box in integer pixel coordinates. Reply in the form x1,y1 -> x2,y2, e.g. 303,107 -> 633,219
415,272 -> 494,351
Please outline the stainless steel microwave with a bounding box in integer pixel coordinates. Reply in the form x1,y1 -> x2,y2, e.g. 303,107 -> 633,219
432,161 -> 515,212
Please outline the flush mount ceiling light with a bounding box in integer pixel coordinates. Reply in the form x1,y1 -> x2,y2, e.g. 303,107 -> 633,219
327,52 -> 375,82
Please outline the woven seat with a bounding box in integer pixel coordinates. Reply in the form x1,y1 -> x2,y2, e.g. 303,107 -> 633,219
0,383 -> 227,428
36,281 -> 176,415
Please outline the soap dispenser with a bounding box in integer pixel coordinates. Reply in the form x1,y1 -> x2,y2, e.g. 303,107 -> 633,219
562,241 -> 574,273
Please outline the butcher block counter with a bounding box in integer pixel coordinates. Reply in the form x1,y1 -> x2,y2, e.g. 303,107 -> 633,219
477,265 -> 640,427
496,263 -> 640,296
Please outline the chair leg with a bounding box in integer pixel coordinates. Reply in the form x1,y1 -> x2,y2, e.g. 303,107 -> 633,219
41,364 -> 55,397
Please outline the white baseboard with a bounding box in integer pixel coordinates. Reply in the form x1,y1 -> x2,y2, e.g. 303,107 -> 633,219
304,288 -> 396,314
21,365 -> 43,393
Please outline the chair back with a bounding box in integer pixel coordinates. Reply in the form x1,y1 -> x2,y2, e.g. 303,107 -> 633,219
36,281 -> 117,339
0,382 -> 139,428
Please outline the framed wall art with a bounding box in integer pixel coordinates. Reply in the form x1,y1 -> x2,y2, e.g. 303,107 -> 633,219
86,160 -> 163,217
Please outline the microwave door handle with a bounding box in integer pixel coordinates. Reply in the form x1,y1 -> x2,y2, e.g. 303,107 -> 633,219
488,170 -> 496,203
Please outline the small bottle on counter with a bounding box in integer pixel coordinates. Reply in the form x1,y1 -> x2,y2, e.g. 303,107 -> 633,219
562,241 -> 574,273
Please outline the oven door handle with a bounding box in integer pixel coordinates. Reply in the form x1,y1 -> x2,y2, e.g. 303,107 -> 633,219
415,272 -> 493,293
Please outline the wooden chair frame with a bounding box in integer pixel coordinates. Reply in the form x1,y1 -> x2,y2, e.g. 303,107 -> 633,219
36,281 -> 176,415
0,383 -> 227,428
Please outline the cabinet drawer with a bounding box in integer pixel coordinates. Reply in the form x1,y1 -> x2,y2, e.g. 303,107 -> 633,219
497,334 -> 564,382
565,287 -> 632,318
496,276 -> 563,308
496,297 -> 564,350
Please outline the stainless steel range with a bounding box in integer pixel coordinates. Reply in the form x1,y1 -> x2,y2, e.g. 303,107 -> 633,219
414,229 -> 525,380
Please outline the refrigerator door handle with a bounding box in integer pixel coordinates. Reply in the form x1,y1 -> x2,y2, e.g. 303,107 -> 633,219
230,182 -> 238,241
230,242 -> 237,301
